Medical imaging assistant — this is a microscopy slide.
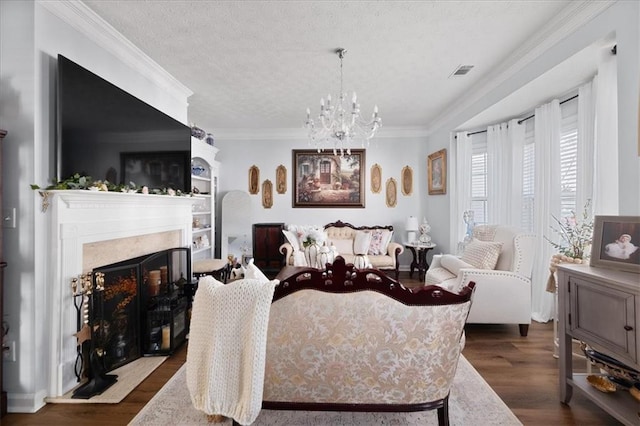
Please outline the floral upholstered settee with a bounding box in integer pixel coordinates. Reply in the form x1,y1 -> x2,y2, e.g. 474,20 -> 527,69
279,220 -> 403,279
263,257 -> 475,426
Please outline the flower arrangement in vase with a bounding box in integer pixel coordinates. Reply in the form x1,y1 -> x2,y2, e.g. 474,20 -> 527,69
545,199 -> 593,260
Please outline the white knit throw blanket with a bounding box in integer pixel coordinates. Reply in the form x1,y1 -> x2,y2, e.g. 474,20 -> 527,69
186,276 -> 277,425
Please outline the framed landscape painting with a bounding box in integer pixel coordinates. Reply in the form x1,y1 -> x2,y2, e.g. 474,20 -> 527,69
590,215 -> 640,273
292,149 -> 365,208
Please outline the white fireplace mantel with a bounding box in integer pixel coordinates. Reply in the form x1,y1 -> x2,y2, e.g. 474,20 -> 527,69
43,190 -> 197,397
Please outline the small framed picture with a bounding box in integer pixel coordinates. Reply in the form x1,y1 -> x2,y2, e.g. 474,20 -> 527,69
385,177 -> 397,207
370,163 -> 382,194
427,149 -> 446,195
590,215 -> 640,273
248,165 -> 260,195
401,165 -> 413,196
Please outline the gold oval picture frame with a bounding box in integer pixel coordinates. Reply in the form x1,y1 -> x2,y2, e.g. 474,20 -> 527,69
401,165 -> 413,196
276,165 -> 287,194
371,163 -> 382,193
386,177 -> 397,207
248,165 -> 260,194
262,179 -> 273,208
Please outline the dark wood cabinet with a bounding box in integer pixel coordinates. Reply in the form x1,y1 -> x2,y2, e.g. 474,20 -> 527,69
252,223 -> 284,278
1,129 -> 6,417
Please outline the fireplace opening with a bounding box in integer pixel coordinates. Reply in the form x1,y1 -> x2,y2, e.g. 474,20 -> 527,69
71,247 -> 191,399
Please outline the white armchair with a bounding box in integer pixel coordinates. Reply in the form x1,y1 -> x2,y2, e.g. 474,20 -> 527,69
425,225 -> 536,336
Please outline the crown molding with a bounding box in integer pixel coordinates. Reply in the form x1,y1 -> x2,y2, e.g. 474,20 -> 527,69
211,126 -> 429,142
39,0 -> 193,105
427,0 -> 616,133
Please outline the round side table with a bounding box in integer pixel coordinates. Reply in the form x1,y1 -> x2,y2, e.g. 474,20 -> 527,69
404,243 -> 436,282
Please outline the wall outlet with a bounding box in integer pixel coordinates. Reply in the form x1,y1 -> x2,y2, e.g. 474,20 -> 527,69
2,340 -> 16,362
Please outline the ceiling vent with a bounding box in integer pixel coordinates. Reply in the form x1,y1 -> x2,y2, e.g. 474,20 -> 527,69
449,65 -> 474,78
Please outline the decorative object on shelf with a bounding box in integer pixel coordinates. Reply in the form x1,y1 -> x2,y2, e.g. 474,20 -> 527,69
385,177 -> 397,208
590,214 -> 640,273
191,164 -> 205,176
316,242 -> 335,268
292,149 -> 365,208
304,242 -> 321,268
248,165 -> 260,195
304,48 -> 381,156
261,180 -> 273,209
353,253 -> 370,270
457,210 -> 475,254
427,149 -> 447,195
190,125 -> 206,140
401,166 -> 413,196
276,165 -> 287,194
630,383 -> 640,402
586,375 -> 616,393
370,163 -> 382,193
406,216 -> 419,243
545,199 -> 593,260
546,253 -> 586,293
205,133 -> 215,146
418,218 -> 432,244
581,342 -> 640,383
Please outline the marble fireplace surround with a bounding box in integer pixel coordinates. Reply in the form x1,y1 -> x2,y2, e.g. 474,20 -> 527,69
44,190 -> 195,397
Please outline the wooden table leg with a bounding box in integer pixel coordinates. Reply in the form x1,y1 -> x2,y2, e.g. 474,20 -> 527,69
408,246 -> 418,279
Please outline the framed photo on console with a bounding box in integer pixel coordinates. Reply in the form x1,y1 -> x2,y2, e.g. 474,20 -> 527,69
292,149 -> 365,208
590,215 -> 640,273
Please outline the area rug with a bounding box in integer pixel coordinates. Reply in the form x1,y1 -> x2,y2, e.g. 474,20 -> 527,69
129,355 -> 522,425
46,355 -> 168,404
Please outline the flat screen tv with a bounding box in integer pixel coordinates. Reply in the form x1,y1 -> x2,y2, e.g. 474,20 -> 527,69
56,54 -> 191,192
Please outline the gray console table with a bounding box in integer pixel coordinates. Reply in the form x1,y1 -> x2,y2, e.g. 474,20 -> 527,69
557,263 -> 639,425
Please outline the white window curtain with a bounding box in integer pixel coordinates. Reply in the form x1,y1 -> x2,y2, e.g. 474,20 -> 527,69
486,119 -> 525,226
576,79 -> 596,214
593,49 -> 619,215
450,131 -> 472,250
531,99 -> 562,323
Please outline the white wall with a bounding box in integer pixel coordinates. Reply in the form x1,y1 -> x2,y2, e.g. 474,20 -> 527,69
214,135 -> 428,267
0,1 -> 191,412
425,0 -> 640,254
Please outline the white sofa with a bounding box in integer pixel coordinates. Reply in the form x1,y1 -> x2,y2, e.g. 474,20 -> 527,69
425,225 -> 536,336
279,220 -> 404,280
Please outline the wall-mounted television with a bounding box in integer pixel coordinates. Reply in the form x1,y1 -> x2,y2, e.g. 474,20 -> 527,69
56,54 -> 191,192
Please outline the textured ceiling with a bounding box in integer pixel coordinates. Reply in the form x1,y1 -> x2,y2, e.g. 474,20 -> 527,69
82,0 -> 579,136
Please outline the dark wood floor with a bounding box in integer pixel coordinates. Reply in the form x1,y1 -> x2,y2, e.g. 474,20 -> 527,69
3,273 -> 622,425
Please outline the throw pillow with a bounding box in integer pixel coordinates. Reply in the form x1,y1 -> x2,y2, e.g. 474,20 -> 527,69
353,231 -> 372,255
461,238 -> 503,270
367,229 -> 392,255
282,229 -> 301,252
440,254 -> 475,276
332,238 -> 354,255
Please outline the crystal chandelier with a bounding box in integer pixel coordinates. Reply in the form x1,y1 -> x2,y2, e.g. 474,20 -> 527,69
305,48 -> 381,156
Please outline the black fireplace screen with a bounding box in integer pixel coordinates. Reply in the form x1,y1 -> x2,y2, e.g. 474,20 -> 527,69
93,265 -> 141,372
91,247 -> 190,370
